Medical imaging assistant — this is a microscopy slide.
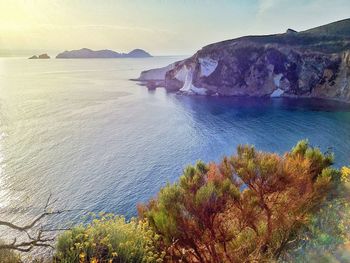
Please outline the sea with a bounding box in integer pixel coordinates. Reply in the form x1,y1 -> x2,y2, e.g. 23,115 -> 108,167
0,56 -> 350,229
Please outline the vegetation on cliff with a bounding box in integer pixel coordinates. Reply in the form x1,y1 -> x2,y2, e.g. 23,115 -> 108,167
1,141 -> 349,262
138,140 -> 348,262
55,215 -> 164,263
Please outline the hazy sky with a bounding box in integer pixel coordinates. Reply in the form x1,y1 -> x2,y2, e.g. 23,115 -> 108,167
0,0 -> 350,56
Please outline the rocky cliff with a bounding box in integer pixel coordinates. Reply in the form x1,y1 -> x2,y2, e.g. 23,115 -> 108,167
137,19 -> 350,102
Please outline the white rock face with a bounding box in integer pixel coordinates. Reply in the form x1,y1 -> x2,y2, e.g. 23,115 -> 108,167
190,86 -> 207,95
271,74 -> 284,97
179,65 -> 207,95
273,73 -> 283,87
138,63 -> 175,80
179,66 -> 192,92
270,88 -> 284,97
198,57 -> 218,77
174,65 -> 188,82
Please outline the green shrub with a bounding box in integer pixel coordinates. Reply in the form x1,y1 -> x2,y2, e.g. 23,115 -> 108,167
282,165 -> 350,262
55,214 -> 164,263
138,141 -> 344,262
54,143 -> 350,262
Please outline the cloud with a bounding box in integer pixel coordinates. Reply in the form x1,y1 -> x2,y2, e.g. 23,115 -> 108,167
0,23 -> 172,35
257,0 -> 281,15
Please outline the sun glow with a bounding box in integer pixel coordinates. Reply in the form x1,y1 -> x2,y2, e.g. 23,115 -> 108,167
0,1 -> 69,52
1,0 -> 350,56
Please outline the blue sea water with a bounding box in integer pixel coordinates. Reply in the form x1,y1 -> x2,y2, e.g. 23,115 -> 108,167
0,56 -> 350,227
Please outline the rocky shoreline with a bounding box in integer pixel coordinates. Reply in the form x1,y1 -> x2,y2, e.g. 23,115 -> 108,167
135,19 -> 350,103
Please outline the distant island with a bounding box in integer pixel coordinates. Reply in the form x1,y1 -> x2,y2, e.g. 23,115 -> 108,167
56,48 -> 151,58
137,18 -> 350,102
28,53 -> 50,59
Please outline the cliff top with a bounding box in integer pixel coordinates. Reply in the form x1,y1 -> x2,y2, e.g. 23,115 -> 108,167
202,18 -> 350,54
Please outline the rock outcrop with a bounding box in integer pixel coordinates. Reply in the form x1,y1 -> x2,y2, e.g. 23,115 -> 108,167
136,18 -> 350,102
29,53 -> 50,59
56,48 -> 151,58
127,49 -> 152,58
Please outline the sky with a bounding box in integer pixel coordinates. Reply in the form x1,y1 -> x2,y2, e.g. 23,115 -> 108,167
0,0 -> 350,56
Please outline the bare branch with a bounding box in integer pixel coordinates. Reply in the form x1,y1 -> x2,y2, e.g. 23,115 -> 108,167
0,194 -> 75,252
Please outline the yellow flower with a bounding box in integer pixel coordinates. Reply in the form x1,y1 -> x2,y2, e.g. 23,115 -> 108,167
112,252 -> 118,257
341,166 -> 350,182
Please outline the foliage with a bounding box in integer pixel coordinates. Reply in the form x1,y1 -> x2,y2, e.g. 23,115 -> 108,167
0,241 -> 21,263
341,166 -> 350,183
282,165 -> 350,262
3,141 -> 347,262
138,140 -> 343,262
55,214 -> 164,263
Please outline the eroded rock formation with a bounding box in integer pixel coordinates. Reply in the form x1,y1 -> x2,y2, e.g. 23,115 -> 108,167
137,18 -> 350,102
